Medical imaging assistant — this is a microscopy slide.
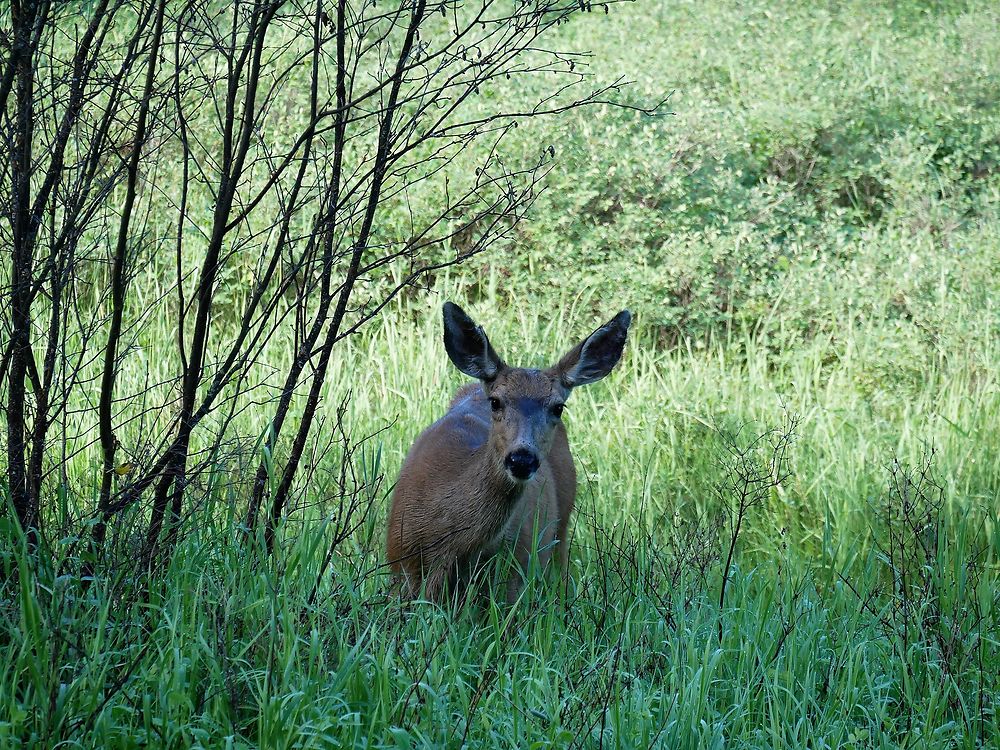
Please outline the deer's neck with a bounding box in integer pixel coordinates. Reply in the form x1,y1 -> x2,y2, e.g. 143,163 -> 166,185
461,440 -> 524,542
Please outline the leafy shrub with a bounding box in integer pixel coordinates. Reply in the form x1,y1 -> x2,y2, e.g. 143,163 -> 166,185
384,0 -> 1000,355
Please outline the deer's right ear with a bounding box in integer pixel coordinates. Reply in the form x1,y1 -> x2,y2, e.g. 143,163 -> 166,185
442,302 -> 505,381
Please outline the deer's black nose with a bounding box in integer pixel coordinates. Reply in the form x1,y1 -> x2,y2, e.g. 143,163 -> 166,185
505,449 -> 539,480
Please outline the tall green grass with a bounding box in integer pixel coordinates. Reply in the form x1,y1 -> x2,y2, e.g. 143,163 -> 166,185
3,0 -> 1000,747
3,288 -> 998,747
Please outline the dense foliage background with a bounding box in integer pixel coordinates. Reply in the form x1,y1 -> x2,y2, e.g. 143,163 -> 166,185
3,0 -> 998,747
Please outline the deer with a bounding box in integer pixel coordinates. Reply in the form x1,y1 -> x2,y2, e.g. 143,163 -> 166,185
386,301 -> 632,604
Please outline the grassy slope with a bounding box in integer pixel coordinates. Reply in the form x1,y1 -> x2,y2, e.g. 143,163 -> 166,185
4,0 -> 1000,748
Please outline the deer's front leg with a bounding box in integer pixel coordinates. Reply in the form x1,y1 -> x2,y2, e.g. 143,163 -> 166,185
504,517 -> 538,604
504,555 -> 527,605
421,564 -> 451,603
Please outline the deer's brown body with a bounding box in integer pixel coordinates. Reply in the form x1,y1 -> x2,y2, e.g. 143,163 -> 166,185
386,302 -> 631,604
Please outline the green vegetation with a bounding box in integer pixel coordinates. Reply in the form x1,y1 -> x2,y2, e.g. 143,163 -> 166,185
3,0 -> 999,747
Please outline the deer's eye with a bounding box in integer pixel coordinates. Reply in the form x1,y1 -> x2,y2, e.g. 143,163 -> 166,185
489,397 -> 503,413
551,403 -> 565,418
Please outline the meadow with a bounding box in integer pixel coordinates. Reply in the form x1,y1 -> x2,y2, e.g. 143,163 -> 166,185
3,0 -> 1000,747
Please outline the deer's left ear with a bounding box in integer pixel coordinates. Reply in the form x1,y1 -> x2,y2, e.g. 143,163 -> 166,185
553,310 -> 632,388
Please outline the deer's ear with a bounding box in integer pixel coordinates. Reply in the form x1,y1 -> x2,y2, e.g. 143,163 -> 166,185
554,310 -> 632,388
442,302 -> 505,381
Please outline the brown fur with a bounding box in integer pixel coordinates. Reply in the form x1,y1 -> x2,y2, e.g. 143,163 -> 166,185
385,304 -> 629,605
386,372 -> 575,604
